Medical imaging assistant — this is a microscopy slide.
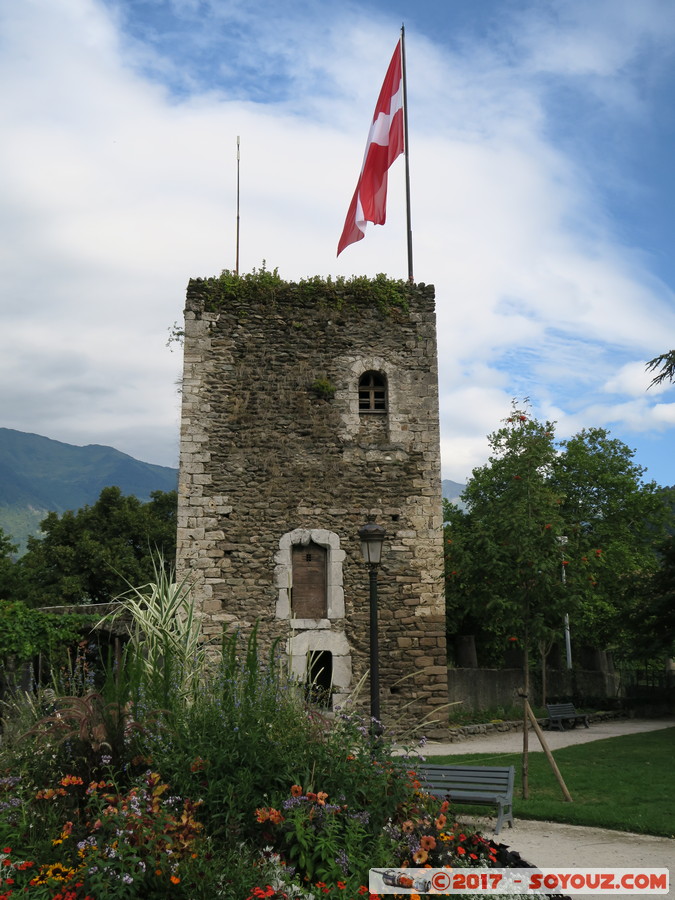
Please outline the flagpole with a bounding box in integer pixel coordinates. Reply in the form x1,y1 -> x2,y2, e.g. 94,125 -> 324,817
235,135 -> 241,275
401,25 -> 414,283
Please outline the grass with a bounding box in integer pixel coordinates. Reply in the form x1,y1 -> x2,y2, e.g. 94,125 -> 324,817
430,727 -> 675,838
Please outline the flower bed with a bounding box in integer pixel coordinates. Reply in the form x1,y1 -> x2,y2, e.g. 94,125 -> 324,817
0,575 -> 536,900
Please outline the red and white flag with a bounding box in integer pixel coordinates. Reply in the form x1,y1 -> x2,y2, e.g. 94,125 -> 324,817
337,41 -> 404,256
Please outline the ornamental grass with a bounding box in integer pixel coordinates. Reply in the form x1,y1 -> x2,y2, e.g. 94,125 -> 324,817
1,569 -> 519,899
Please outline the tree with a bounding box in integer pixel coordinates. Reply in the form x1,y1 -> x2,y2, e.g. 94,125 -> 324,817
637,536 -> 675,658
0,527 -> 18,601
445,406 -> 583,670
445,408 -> 670,670
550,428 -> 667,653
13,487 -> 177,607
646,350 -> 675,388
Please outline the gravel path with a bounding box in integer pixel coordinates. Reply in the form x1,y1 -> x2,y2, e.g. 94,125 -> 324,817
401,717 -> 675,897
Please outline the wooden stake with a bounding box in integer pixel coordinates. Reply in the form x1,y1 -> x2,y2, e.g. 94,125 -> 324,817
526,698 -> 573,802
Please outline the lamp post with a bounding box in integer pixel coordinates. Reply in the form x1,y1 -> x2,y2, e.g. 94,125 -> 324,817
358,519 -> 386,725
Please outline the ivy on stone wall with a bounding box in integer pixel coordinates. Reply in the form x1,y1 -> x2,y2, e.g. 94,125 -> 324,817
204,265 -> 414,315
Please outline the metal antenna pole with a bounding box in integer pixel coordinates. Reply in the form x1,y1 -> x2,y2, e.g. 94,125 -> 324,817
236,136 -> 241,275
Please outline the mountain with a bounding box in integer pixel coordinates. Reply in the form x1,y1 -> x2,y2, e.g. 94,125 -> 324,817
442,479 -> 467,510
0,428 -> 178,553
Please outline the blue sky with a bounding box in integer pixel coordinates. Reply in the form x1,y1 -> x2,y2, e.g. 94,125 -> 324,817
1,0 -> 675,486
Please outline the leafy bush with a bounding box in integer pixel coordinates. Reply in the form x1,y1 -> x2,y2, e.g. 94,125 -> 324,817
0,568 -> 511,899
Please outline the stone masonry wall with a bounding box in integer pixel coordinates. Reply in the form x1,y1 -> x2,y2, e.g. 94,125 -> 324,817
176,276 -> 448,730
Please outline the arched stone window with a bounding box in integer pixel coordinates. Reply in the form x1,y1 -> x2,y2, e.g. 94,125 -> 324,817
358,371 -> 387,413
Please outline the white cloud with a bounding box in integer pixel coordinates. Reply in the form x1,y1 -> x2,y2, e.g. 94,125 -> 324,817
1,0 -> 675,484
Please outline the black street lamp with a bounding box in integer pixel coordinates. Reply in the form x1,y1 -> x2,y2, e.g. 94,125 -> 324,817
358,518 -> 386,724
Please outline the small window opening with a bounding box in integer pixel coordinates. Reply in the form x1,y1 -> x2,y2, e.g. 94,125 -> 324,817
306,650 -> 333,708
359,371 -> 387,414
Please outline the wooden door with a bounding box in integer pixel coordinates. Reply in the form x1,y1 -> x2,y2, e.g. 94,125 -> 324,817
292,542 -> 327,618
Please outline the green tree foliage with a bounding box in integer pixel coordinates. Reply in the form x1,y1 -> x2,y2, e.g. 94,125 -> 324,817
12,487 -> 177,607
445,407 -> 584,666
550,428 -> 666,649
646,349 -> 675,388
632,536 -> 675,658
0,527 -> 18,600
445,405 -> 669,665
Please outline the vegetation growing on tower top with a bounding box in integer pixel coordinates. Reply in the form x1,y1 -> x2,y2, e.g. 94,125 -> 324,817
198,264 -> 416,314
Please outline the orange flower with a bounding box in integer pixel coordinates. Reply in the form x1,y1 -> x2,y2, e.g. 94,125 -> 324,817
439,800 -> 450,813
420,835 -> 436,850
317,791 -> 328,805
60,775 -> 84,787
290,785 -> 303,797
170,875 -> 180,884
435,814 -> 446,829
255,808 -> 269,823
412,849 -> 428,864
401,820 -> 415,833
268,808 -> 284,824
306,792 -> 317,802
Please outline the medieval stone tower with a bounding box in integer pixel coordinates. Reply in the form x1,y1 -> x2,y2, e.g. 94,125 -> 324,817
176,272 -> 448,729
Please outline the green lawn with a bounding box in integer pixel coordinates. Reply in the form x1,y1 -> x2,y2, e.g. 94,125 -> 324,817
429,726 -> 675,838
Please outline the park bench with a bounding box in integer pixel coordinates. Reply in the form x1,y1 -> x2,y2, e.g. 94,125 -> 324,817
545,702 -> 589,731
414,763 -> 515,835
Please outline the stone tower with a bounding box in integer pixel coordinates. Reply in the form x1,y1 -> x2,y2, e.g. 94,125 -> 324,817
176,273 -> 448,730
